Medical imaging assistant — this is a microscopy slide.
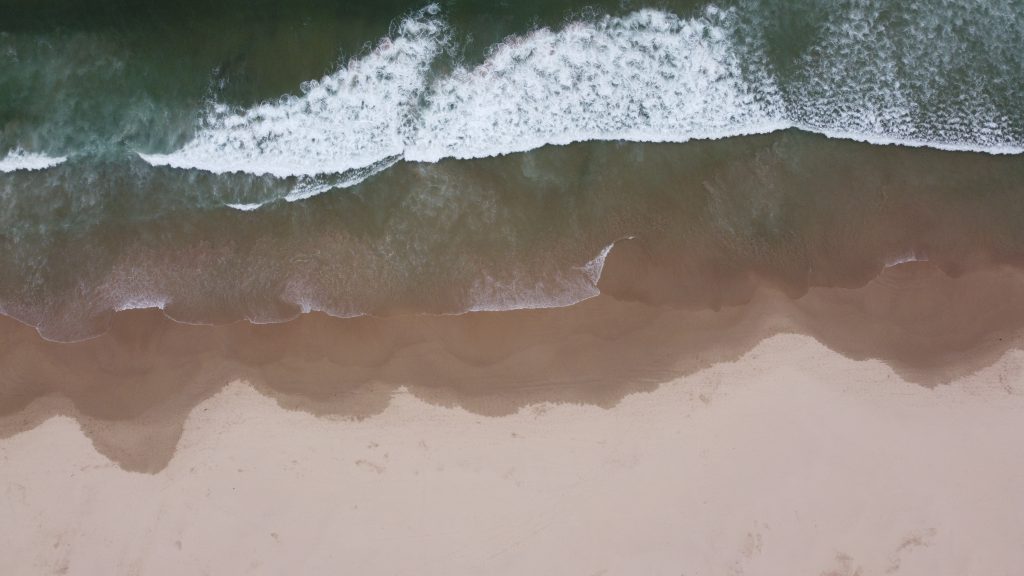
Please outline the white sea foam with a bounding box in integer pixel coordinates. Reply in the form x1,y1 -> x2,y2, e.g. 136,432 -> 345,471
140,5 -> 447,179
884,249 -> 929,269
0,147 -> 67,173
226,202 -> 264,211
466,239 -> 621,312
222,154 -> 402,210
409,7 -> 784,161
284,155 -> 401,202
783,0 -> 1023,153
113,295 -> 169,312
139,3 -> 1023,193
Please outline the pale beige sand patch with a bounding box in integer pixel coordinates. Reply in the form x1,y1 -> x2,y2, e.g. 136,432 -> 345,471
3,333 -> 1024,575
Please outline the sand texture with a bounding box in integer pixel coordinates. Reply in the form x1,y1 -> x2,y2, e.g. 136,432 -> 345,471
3,333 -> 1024,575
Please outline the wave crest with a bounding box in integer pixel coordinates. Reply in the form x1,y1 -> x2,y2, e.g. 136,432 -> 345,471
140,2 -> 1023,191
0,147 -> 67,173
140,5 -> 447,179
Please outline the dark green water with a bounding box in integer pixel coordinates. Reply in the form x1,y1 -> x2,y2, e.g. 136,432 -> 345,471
1,0 -> 1023,340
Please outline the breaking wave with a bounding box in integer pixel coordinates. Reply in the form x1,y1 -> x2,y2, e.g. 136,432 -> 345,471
140,5 -> 447,180
139,2 -> 1023,197
0,148 -> 67,173
466,239 -> 623,312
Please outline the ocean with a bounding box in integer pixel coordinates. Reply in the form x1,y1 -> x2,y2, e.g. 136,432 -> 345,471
2,0 -> 1023,341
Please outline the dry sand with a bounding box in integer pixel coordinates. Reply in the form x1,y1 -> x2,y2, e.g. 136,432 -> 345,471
3,331 -> 1024,575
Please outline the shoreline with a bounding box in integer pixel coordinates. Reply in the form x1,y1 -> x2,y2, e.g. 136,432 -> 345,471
3,261 -> 1024,471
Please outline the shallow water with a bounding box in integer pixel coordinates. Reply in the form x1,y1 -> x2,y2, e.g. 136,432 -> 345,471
1,0 -> 1023,340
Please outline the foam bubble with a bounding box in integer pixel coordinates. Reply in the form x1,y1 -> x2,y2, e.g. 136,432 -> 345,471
580,236 -> 634,284
885,249 -> 929,269
226,202 -> 264,211
0,147 -> 67,173
113,296 -> 169,312
782,0 -> 1023,153
284,155 -> 401,202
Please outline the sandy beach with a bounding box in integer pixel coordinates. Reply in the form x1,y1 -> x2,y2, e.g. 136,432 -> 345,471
3,331 -> 1024,575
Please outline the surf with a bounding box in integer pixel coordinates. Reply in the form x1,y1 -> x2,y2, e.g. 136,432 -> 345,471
0,147 -> 66,173
136,1 -> 1023,201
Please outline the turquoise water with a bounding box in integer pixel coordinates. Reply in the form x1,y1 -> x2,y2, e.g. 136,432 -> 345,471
1,0 -> 1023,340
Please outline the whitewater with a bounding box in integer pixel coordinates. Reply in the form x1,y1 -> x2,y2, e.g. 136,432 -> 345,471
0,147 -> 66,173
134,2 -> 1023,196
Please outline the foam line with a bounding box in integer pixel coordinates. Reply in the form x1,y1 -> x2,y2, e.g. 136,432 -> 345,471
0,148 -> 67,173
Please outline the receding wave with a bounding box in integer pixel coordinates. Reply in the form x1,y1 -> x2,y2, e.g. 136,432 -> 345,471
0,148 -> 67,173
465,239 -> 623,312
139,1 -> 1023,192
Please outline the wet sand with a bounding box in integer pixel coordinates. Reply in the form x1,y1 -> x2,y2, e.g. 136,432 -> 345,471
3,261 -> 1024,574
